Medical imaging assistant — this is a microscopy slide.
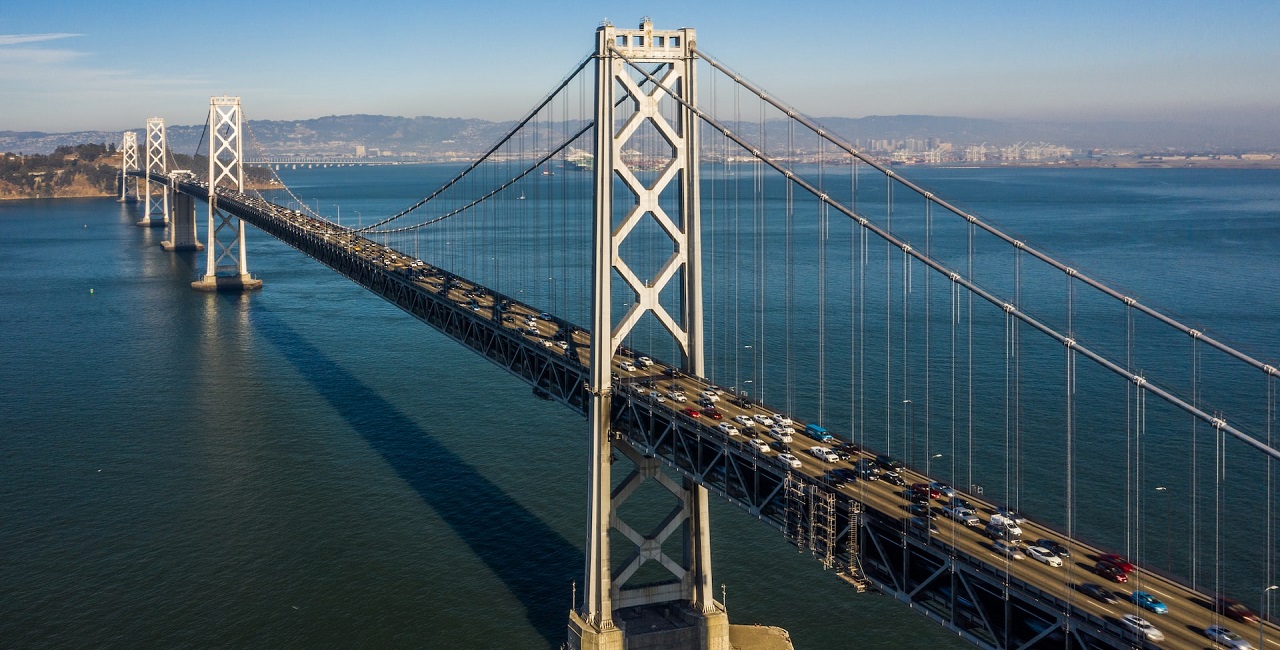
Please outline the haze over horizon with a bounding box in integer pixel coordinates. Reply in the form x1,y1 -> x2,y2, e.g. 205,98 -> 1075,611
2,1 -> 1278,135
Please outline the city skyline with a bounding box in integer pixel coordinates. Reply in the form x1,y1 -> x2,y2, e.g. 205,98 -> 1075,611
2,1 -> 1278,133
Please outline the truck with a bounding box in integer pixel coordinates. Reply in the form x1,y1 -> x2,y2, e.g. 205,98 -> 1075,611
805,423 -> 833,442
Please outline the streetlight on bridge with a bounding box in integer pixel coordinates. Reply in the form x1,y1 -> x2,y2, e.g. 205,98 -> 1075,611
1155,486 -> 1171,572
1263,584 -> 1278,650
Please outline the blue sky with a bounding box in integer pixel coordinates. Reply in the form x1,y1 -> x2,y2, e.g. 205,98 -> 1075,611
2,0 -> 1278,132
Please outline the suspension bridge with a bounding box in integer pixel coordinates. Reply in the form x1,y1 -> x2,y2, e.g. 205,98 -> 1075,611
120,19 -> 1278,650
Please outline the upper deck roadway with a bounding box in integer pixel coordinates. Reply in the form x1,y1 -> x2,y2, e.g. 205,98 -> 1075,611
151,171 -> 1276,650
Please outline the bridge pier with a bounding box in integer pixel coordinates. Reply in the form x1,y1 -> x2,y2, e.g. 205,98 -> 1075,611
161,189 -> 203,251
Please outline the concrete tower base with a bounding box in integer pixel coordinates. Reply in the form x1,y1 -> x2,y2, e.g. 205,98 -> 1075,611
136,217 -> 167,227
569,603 -> 788,650
161,241 -> 204,252
191,274 -> 263,292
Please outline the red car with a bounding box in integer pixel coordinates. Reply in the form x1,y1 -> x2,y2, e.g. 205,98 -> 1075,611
682,407 -> 701,418
1215,596 -> 1259,623
1094,561 -> 1129,583
911,483 -> 941,499
1096,554 -> 1135,573
701,408 -> 723,420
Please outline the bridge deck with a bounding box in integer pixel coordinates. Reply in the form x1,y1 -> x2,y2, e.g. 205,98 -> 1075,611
150,172 -> 1277,650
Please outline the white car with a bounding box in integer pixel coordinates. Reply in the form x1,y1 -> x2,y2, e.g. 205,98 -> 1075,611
733,415 -> 755,428
749,438 -> 770,453
717,423 -> 740,436
636,356 -> 653,367
777,453 -> 802,469
767,427 -> 793,443
989,514 -> 1023,537
619,361 -> 636,372
667,392 -> 688,403
773,415 -> 793,427
992,539 -> 1025,560
700,390 -> 720,402
752,414 -> 776,427
649,391 -> 666,403
808,446 -> 838,462
1119,615 -> 1164,643
1204,625 -> 1252,649
1025,545 -> 1063,567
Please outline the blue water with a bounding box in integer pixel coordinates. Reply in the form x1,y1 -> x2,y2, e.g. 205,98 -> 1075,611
0,167 -> 1277,648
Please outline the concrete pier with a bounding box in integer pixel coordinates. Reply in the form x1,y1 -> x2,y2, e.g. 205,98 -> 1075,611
161,192 -> 203,251
191,274 -> 263,292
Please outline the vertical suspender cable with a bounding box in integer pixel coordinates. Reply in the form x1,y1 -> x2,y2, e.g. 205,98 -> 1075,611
1191,337 -> 1200,589
886,174 -> 893,455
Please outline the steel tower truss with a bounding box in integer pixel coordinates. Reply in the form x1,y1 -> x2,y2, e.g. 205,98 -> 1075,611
578,19 -> 720,646
119,131 -> 139,201
141,118 -> 169,226
195,97 -> 260,291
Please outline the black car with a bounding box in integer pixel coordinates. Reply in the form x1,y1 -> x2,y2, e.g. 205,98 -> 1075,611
829,468 -> 858,483
908,502 -> 935,519
830,449 -> 852,461
769,441 -> 790,454
906,488 -> 930,504
823,470 -> 851,486
882,470 -> 907,487
1076,582 -> 1118,604
836,440 -> 862,454
1035,539 -> 1071,558
874,454 -> 904,471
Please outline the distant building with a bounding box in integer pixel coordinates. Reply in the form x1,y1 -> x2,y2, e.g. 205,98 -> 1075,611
355,145 -> 366,158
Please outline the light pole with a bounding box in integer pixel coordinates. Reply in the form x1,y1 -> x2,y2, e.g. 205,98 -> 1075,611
903,399 -> 915,468
1263,585 -> 1278,650
334,204 -> 340,226
1155,486 -> 1171,572
354,211 -> 361,229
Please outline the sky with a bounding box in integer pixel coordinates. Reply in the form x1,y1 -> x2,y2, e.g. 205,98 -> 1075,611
2,0 -> 1278,133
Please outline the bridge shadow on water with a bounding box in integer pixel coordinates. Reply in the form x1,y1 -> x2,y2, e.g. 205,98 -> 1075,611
245,301 -> 577,646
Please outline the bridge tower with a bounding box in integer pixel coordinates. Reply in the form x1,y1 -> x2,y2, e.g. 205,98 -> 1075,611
138,117 -> 169,227
118,131 -> 139,203
192,96 -> 262,292
571,19 -> 735,650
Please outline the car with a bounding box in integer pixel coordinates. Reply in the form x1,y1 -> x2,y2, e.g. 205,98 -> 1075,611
995,506 -> 1027,524
767,427 -> 793,443
808,446 -> 838,462
988,514 -> 1022,537
748,437 -> 770,453
1025,545 -> 1063,567
912,483 -> 941,499
929,481 -> 956,498
948,496 -> 975,511
619,361 -> 636,371
823,470 -> 851,486
1215,597 -> 1260,623
717,422 -> 740,436
1094,561 -> 1128,583
667,392 -> 688,403
700,390 -> 720,402
1130,591 -> 1168,615
682,407 -> 701,418
1035,539 -> 1071,558
701,408 -> 723,420
1204,624 -> 1253,649
648,391 -> 667,403
908,502 -> 934,519
945,506 -> 981,527
835,440 -> 862,454
992,539 -> 1025,560
1076,582 -> 1118,604
881,470 -> 906,487
733,415 -> 755,428
769,441 -> 790,454
1096,553 -> 1135,573
874,454 -> 904,471
752,414 -> 776,427
773,415 -> 793,427
538,312 -> 553,320
906,488 -> 930,504
777,453 -> 802,469
1118,614 -> 1164,643
829,448 -> 851,461
829,468 -> 858,483
635,356 -> 653,367
696,398 -> 715,408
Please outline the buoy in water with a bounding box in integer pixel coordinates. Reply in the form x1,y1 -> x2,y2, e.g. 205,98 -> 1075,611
89,288 -> 94,295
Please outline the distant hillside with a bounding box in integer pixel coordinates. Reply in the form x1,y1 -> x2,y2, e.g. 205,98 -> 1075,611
3,113 -> 1276,157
